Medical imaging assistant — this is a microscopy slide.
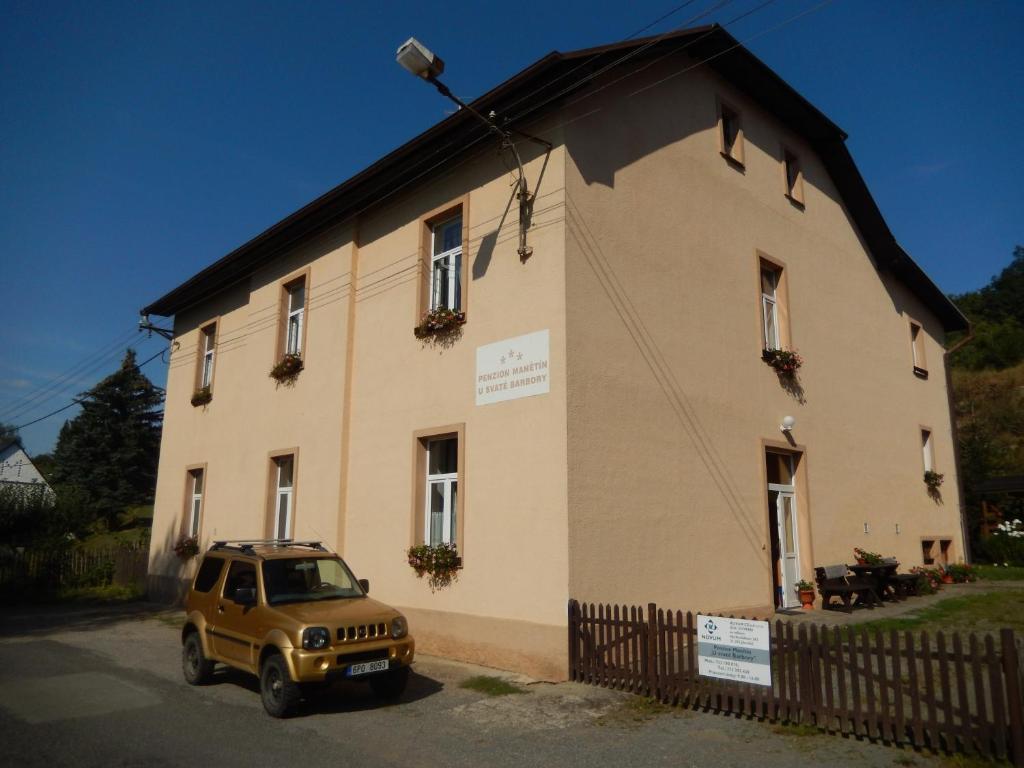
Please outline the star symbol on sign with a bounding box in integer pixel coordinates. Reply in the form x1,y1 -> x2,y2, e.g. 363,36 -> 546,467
508,349 -> 515,358
500,356 -> 506,364
517,353 -> 523,361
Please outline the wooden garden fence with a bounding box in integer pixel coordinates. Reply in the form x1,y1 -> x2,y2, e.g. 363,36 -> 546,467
0,547 -> 149,592
568,599 -> 1024,766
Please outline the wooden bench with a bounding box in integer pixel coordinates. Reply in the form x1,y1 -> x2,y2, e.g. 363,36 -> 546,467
815,565 -> 880,612
881,557 -> 921,598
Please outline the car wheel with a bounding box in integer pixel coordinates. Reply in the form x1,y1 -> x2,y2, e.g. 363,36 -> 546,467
182,632 -> 214,685
260,654 -> 301,718
369,666 -> 410,700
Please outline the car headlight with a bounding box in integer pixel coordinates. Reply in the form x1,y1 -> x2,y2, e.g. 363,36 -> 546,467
302,626 -> 331,650
391,616 -> 408,640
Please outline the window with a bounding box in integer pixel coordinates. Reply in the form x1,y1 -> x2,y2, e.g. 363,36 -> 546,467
910,320 -> 928,377
271,455 -> 295,540
186,468 -> 204,538
921,538 -> 953,566
199,323 -> 216,389
430,216 -> 463,311
262,558 -> 362,606
193,556 -> 225,593
223,559 -> 257,601
412,425 -> 465,551
426,437 -> 458,545
783,149 -> 804,206
718,100 -> 744,166
921,428 -> 934,473
921,539 -> 935,565
284,278 -> 306,356
761,265 -> 781,350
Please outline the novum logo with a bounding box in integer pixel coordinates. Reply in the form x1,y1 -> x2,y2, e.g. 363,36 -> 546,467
704,619 -> 717,634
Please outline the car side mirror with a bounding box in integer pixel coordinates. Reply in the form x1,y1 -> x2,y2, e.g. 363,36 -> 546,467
234,586 -> 257,605
358,579 -> 370,594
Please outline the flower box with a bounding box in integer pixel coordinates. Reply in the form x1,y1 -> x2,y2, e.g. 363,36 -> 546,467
414,308 -> 466,341
190,386 -> 212,407
761,348 -> 803,375
270,353 -> 304,385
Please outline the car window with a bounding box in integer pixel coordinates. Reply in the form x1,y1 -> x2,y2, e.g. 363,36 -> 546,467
223,560 -> 257,600
262,557 -> 363,606
193,556 -> 225,593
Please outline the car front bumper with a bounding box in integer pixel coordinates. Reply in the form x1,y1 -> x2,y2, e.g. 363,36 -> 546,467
287,637 -> 415,683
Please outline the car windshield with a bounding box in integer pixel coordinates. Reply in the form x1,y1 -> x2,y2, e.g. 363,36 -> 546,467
262,557 -> 364,605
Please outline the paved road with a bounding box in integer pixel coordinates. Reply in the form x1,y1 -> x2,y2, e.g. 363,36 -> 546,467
0,603 -> 949,768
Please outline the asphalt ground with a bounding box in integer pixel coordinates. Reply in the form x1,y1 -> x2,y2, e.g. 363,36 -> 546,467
0,602 -> 957,768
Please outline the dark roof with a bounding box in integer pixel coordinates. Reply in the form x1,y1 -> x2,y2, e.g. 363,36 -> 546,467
141,25 -> 967,332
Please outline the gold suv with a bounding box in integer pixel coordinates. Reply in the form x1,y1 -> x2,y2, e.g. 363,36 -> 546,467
181,540 -> 415,717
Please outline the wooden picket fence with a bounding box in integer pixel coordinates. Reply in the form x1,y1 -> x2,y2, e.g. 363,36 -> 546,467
0,546 -> 149,592
568,600 -> 1024,766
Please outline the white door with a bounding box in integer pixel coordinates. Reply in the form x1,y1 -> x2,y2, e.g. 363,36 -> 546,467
775,490 -> 800,608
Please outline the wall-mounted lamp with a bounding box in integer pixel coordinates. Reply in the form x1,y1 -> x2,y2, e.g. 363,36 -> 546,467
780,416 -> 796,433
895,523 -> 901,535
863,522 -> 871,534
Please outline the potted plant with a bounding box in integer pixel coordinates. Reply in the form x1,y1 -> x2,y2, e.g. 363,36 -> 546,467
939,565 -> 954,584
853,547 -> 883,566
270,353 -> 304,385
924,470 -> 944,492
761,348 -> 803,375
795,579 -> 816,610
174,535 -> 200,561
413,307 -> 466,341
190,386 -> 212,407
945,562 -> 976,583
406,542 -> 461,592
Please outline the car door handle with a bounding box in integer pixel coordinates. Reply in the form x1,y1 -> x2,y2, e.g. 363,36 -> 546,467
218,604 -> 226,613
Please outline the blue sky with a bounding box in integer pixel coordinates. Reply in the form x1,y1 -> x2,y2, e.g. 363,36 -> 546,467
1,0 -> 1021,456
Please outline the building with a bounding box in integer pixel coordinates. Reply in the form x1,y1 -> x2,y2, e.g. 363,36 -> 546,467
0,437 -> 53,497
142,26 -> 968,680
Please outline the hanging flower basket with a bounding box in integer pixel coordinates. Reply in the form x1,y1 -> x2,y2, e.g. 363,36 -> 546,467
270,353 -> 304,385
924,470 -> 944,491
413,308 -> 466,341
761,348 -> 803,375
190,386 -> 212,407
406,542 -> 461,592
174,535 -> 200,561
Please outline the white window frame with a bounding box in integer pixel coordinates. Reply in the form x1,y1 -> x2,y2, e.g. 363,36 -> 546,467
430,217 -> 462,312
285,282 -> 305,356
200,326 -> 215,388
761,267 -> 780,350
274,457 -> 294,540
921,429 -> 934,473
424,438 -> 457,546
910,322 -> 925,370
188,469 -> 204,538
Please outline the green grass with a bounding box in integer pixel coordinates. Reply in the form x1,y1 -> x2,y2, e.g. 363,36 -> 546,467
770,722 -> 821,738
56,584 -> 145,603
459,675 -> 529,696
76,526 -> 150,552
846,590 -> 1024,636
975,564 -> 1024,581
595,696 -> 683,727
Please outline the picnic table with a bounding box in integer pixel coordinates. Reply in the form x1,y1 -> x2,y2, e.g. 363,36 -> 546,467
847,562 -> 897,603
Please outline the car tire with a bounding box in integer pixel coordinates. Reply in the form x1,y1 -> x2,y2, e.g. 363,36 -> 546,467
182,632 -> 214,685
260,654 -> 301,718
369,666 -> 410,700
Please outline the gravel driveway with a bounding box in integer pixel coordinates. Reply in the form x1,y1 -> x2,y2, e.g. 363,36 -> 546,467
0,602 -> 957,768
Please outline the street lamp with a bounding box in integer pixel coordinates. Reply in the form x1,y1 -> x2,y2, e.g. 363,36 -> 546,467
395,37 -> 550,260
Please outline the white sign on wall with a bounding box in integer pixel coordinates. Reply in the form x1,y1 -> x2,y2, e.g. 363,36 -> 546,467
696,614 -> 772,687
475,330 -> 550,406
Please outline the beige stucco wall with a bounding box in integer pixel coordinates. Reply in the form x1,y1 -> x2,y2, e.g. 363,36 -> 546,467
148,140 -> 572,677
562,56 -> 963,614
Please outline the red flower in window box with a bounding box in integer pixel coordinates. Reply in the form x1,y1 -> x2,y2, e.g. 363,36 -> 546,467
762,348 -> 803,375
413,308 -> 465,340
269,353 -> 303,385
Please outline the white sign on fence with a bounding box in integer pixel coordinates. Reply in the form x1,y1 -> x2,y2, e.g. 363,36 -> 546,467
696,614 -> 772,687
475,330 -> 550,406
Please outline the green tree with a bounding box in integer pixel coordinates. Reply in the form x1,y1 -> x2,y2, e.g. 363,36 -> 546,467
0,422 -> 18,442
950,245 -> 1024,370
51,349 -> 164,528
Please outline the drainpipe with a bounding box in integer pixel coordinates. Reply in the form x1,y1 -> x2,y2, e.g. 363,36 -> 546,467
943,326 -> 974,563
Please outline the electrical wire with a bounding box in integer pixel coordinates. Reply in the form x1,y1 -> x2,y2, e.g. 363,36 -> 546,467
11,346 -> 167,431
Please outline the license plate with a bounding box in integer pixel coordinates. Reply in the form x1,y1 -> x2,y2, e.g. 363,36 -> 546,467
346,659 -> 390,677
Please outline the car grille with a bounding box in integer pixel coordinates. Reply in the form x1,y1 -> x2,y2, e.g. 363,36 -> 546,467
337,648 -> 389,665
337,622 -> 388,642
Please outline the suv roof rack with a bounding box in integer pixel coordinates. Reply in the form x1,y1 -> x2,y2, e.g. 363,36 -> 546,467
209,539 -> 328,555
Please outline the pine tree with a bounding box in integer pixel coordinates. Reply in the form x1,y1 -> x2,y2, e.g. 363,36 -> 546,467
51,349 -> 164,527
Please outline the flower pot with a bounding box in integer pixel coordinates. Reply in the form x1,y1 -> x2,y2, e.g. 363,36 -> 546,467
941,574 -> 953,584
856,558 -> 866,566
798,589 -> 815,610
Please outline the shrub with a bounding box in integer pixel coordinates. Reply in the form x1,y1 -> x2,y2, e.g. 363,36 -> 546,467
406,542 -> 461,591
977,518 -> 1024,566
945,562 -> 977,583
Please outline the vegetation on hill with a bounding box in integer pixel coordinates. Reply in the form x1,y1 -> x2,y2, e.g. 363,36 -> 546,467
948,245 -> 1024,562
0,350 -> 163,549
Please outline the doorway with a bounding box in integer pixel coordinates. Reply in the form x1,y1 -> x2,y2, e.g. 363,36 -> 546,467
766,450 -> 801,609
